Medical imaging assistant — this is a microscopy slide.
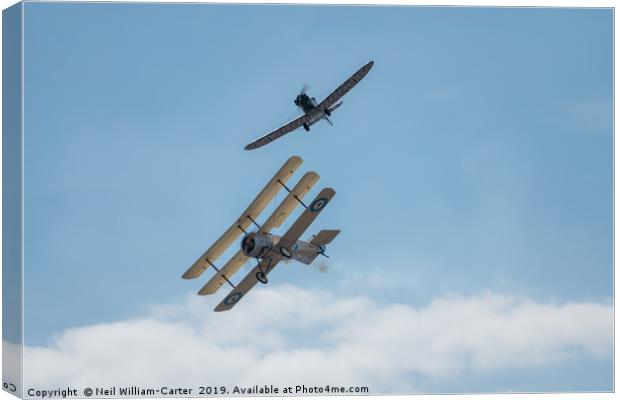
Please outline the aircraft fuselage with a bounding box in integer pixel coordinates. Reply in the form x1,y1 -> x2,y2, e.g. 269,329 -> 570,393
241,232 -> 324,265
294,93 -> 333,127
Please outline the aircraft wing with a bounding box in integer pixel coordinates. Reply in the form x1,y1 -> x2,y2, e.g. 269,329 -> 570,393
214,188 -> 336,311
259,171 -> 320,233
245,113 -> 313,151
197,171 -> 320,295
182,155 -> 303,280
214,256 -> 283,312
274,187 -> 336,252
316,61 -> 374,112
197,249 -> 248,295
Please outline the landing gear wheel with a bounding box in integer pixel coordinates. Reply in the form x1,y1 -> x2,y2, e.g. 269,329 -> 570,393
256,271 -> 268,284
324,108 -> 331,117
279,247 -> 292,258
303,123 -> 310,131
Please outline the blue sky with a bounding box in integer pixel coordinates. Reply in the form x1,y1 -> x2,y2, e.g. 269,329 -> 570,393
20,3 -> 612,393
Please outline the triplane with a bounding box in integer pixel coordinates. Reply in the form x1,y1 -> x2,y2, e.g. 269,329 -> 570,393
182,156 -> 339,311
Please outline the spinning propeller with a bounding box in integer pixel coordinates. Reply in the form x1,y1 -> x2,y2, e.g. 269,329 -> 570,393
295,84 -> 311,106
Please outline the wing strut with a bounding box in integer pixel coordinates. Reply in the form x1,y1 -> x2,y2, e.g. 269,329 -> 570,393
205,258 -> 236,290
246,215 -> 261,229
277,179 -> 308,209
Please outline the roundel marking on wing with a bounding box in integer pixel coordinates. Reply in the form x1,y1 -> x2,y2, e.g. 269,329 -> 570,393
309,197 -> 329,212
223,292 -> 244,306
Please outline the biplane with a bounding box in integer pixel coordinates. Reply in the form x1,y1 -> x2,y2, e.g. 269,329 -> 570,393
244,61 -> 374,150
182,156 -> 339,311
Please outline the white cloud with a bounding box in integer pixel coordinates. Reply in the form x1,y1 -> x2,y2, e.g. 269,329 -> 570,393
18,285 -> 612,394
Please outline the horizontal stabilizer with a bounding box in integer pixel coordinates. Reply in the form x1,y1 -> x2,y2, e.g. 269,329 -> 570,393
328,102 -> 343,113
311,229 -> 340,246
